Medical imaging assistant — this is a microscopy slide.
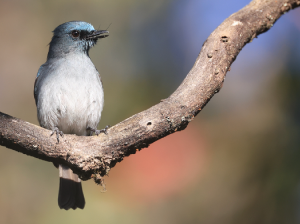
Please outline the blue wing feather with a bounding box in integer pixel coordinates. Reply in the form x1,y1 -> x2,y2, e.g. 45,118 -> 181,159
34,65 -> 44,105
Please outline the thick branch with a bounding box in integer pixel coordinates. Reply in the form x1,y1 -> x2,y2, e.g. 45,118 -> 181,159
0,0 -> 299,181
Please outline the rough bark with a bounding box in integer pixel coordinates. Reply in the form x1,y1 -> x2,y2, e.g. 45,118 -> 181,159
0,0 -> 299,182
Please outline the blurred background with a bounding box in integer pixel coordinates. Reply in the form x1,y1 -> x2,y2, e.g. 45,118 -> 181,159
0,0 -> 300,223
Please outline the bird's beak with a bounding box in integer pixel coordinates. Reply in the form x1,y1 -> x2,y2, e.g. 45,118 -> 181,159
86,30 -> 109,40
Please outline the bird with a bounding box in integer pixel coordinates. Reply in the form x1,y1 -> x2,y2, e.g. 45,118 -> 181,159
34,21 -> 109,210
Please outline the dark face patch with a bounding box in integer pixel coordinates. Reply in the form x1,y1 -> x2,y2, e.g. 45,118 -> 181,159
70,30 -> 91,40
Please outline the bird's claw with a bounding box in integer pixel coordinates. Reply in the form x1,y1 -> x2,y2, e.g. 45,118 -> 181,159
87,125 -> 110,136
50,127 -> 64,143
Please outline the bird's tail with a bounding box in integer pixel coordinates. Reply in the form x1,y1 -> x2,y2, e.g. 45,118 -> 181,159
58,164 -> 85,210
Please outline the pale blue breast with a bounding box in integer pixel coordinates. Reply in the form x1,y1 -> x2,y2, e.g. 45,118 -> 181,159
36,54 -> 104,136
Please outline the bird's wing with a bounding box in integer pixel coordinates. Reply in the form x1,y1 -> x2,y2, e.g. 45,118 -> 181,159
34,65 -> 44,106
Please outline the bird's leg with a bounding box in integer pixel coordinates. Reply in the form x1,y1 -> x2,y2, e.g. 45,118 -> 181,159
50,127 -> 64,143
87,125 -> 110,136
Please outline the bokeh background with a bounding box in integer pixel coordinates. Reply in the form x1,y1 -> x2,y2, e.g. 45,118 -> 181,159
0,0 -> 300,223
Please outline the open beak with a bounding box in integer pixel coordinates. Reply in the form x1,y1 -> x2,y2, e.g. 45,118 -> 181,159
87,30 -> 109,40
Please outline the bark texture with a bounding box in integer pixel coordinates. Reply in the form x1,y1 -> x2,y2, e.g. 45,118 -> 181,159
0,0 -> 300,182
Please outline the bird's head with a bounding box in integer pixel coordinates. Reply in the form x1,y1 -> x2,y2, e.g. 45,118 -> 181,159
48,21 -> 109,58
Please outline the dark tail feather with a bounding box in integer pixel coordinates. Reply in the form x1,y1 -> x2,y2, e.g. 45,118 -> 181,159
74,180 -> 85,209
58,178 -> 85,210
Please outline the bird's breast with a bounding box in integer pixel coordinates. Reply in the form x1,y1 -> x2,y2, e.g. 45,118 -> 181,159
36,55 -> 104,135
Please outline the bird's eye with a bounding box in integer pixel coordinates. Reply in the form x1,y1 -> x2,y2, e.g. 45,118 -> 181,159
71,30 -> 80,38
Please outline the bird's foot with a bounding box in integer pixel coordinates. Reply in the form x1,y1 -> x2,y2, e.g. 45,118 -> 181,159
87,125 -> 110,136
50,127 -> 64,143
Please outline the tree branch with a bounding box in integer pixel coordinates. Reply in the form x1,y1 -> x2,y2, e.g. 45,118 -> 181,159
1,0 -> 299,182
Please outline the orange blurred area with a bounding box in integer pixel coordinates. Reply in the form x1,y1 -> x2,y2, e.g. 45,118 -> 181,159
106,124 -> 208,206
